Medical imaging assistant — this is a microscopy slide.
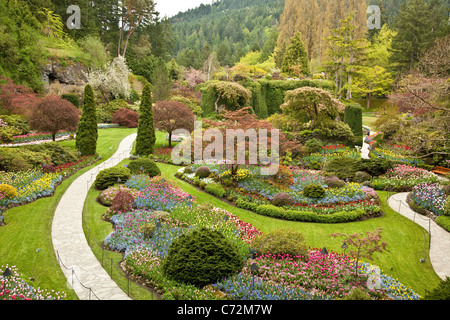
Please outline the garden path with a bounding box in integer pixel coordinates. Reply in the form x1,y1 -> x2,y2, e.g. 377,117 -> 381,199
388,192 -> 450,280
51,133 -> 137,300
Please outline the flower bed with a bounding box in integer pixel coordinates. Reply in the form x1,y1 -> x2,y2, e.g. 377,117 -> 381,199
0,265 -> 66,300
302,144 -> 360,167
372,143 -> 425,166
371,164 -> 439,191
0,131 -> 73,146
99,171 -> 419,300
409,183 -> 446,216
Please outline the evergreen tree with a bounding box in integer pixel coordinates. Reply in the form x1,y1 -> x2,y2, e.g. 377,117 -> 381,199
389,0 -> 445,73
151,58 -> 173,102
135,84 -> 156,156
281,32 -> 310,77
76,84 -> 98,156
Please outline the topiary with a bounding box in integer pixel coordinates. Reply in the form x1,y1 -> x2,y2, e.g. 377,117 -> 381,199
94,167 -> 131,190
272,192 -> 294,207
324,156 -> 360,180
324,175 -> 346,188
251,229 -> 309,258
0,184 -> 18,199
303,184 -> 326,198
162,227 -> 244,287
127,158 -> 161,177
353,171 -> 372,183
195,166 -> 211,179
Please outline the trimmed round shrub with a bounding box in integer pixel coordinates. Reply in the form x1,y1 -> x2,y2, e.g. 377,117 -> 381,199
0,184 -> 18,199
251,229 -> 309,258
205,183 -> 226,198
353,171 -> 372,183
324,176 -> 346,188
359,158 -> 393,177
443,196 -> 450,217
303,184 -> 326,198
324,156 -> 360,180
272,192 -> 294,206
195,166 -> 211,179
341,287 -> 372,300
127,158 -> 161,177
94,167 -> 131,190
162,227 -> 244,287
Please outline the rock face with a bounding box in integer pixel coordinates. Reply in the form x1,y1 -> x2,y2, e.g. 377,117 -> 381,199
42,59 -> 88,89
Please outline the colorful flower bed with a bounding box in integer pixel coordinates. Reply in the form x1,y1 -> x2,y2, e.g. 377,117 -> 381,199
0,265 -> 66,300
0,130 -> 73,146
409,183 -> 446,216
302,144 -> 360,166
371,164 -> 439,191
99,170 -> 419,300
0,155 -> 96,213
372,144 -> 425,166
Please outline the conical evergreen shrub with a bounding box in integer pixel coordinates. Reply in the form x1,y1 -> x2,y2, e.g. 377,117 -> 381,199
135,84 -> 156,157
76,84 -> 98,156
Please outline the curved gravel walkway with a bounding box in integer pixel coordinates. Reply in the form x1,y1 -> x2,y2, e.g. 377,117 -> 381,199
52,133 -> 137,300
388,192 -> 450,280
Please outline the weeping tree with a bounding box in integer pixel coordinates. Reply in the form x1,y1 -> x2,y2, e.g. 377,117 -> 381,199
135,83 -> 156,156
281,86 -> 345,127
76,84 -> 98,156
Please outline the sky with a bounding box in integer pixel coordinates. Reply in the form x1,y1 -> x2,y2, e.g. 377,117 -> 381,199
155,0 -> 214,18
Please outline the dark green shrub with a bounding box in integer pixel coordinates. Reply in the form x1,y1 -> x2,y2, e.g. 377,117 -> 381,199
324,157 -> 360,180
0,148 -> 51,172
195,166 -> 211,178
353,171 -> 372,183
205,183 -> 226,198
422,276 -> 450,300
443,196 -> 450,216
135,84 -> 156,156
344,103 -> 363,137
358,158 -> 393,176
127,158 -> 161,177
61,94 -> 80,108
251,229 -> 309,258
305,138 -> 324,153
76,84 -> 98,156
129,89 -> 140,103
272,192 -> 294,206
324,175 -> 346,188
25,142 -> 78,166
303,184 -> 326,198
162,227 -> 244,287
94,167 -> 131,190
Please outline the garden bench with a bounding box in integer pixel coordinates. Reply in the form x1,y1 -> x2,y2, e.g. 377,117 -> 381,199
432,166 -> 450,175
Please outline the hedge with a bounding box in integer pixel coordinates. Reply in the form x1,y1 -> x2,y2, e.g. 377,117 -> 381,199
199,78 -> 336,118
235,200 -> 378,223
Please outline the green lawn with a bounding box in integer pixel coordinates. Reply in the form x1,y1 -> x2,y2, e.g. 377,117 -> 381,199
0,128 -> 136,300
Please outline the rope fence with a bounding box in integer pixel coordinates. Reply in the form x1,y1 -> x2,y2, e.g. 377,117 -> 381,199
388,194 -> 432,235
56,138 -> 156,300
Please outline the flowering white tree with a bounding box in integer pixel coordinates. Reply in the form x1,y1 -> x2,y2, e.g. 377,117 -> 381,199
86,56 -> 131,101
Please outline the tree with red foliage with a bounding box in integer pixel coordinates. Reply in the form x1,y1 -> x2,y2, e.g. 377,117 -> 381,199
153,101 -> 195,147
0,77 -> 39,116
112,108 -> 139,128
29,95 -> 80,141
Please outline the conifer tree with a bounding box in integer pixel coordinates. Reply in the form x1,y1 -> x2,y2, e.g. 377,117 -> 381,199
135,84 -> 156,156
281,32 -> 310,77
76,84 -> 98,156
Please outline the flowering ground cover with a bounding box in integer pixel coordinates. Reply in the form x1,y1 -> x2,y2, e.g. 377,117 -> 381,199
371,164 -> 440,191
0,155 -> 96,213
372,143 -> 425,166
0,265 -> 66,300
409,183 -> 447,216
302,144 -> 360,167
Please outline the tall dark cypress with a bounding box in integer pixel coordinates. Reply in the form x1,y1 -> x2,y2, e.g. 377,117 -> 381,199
135,84 -> 156,157
76,84 -> 98,156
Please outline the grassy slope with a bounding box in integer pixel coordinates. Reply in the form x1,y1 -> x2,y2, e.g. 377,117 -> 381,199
0,128 -> 136,300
